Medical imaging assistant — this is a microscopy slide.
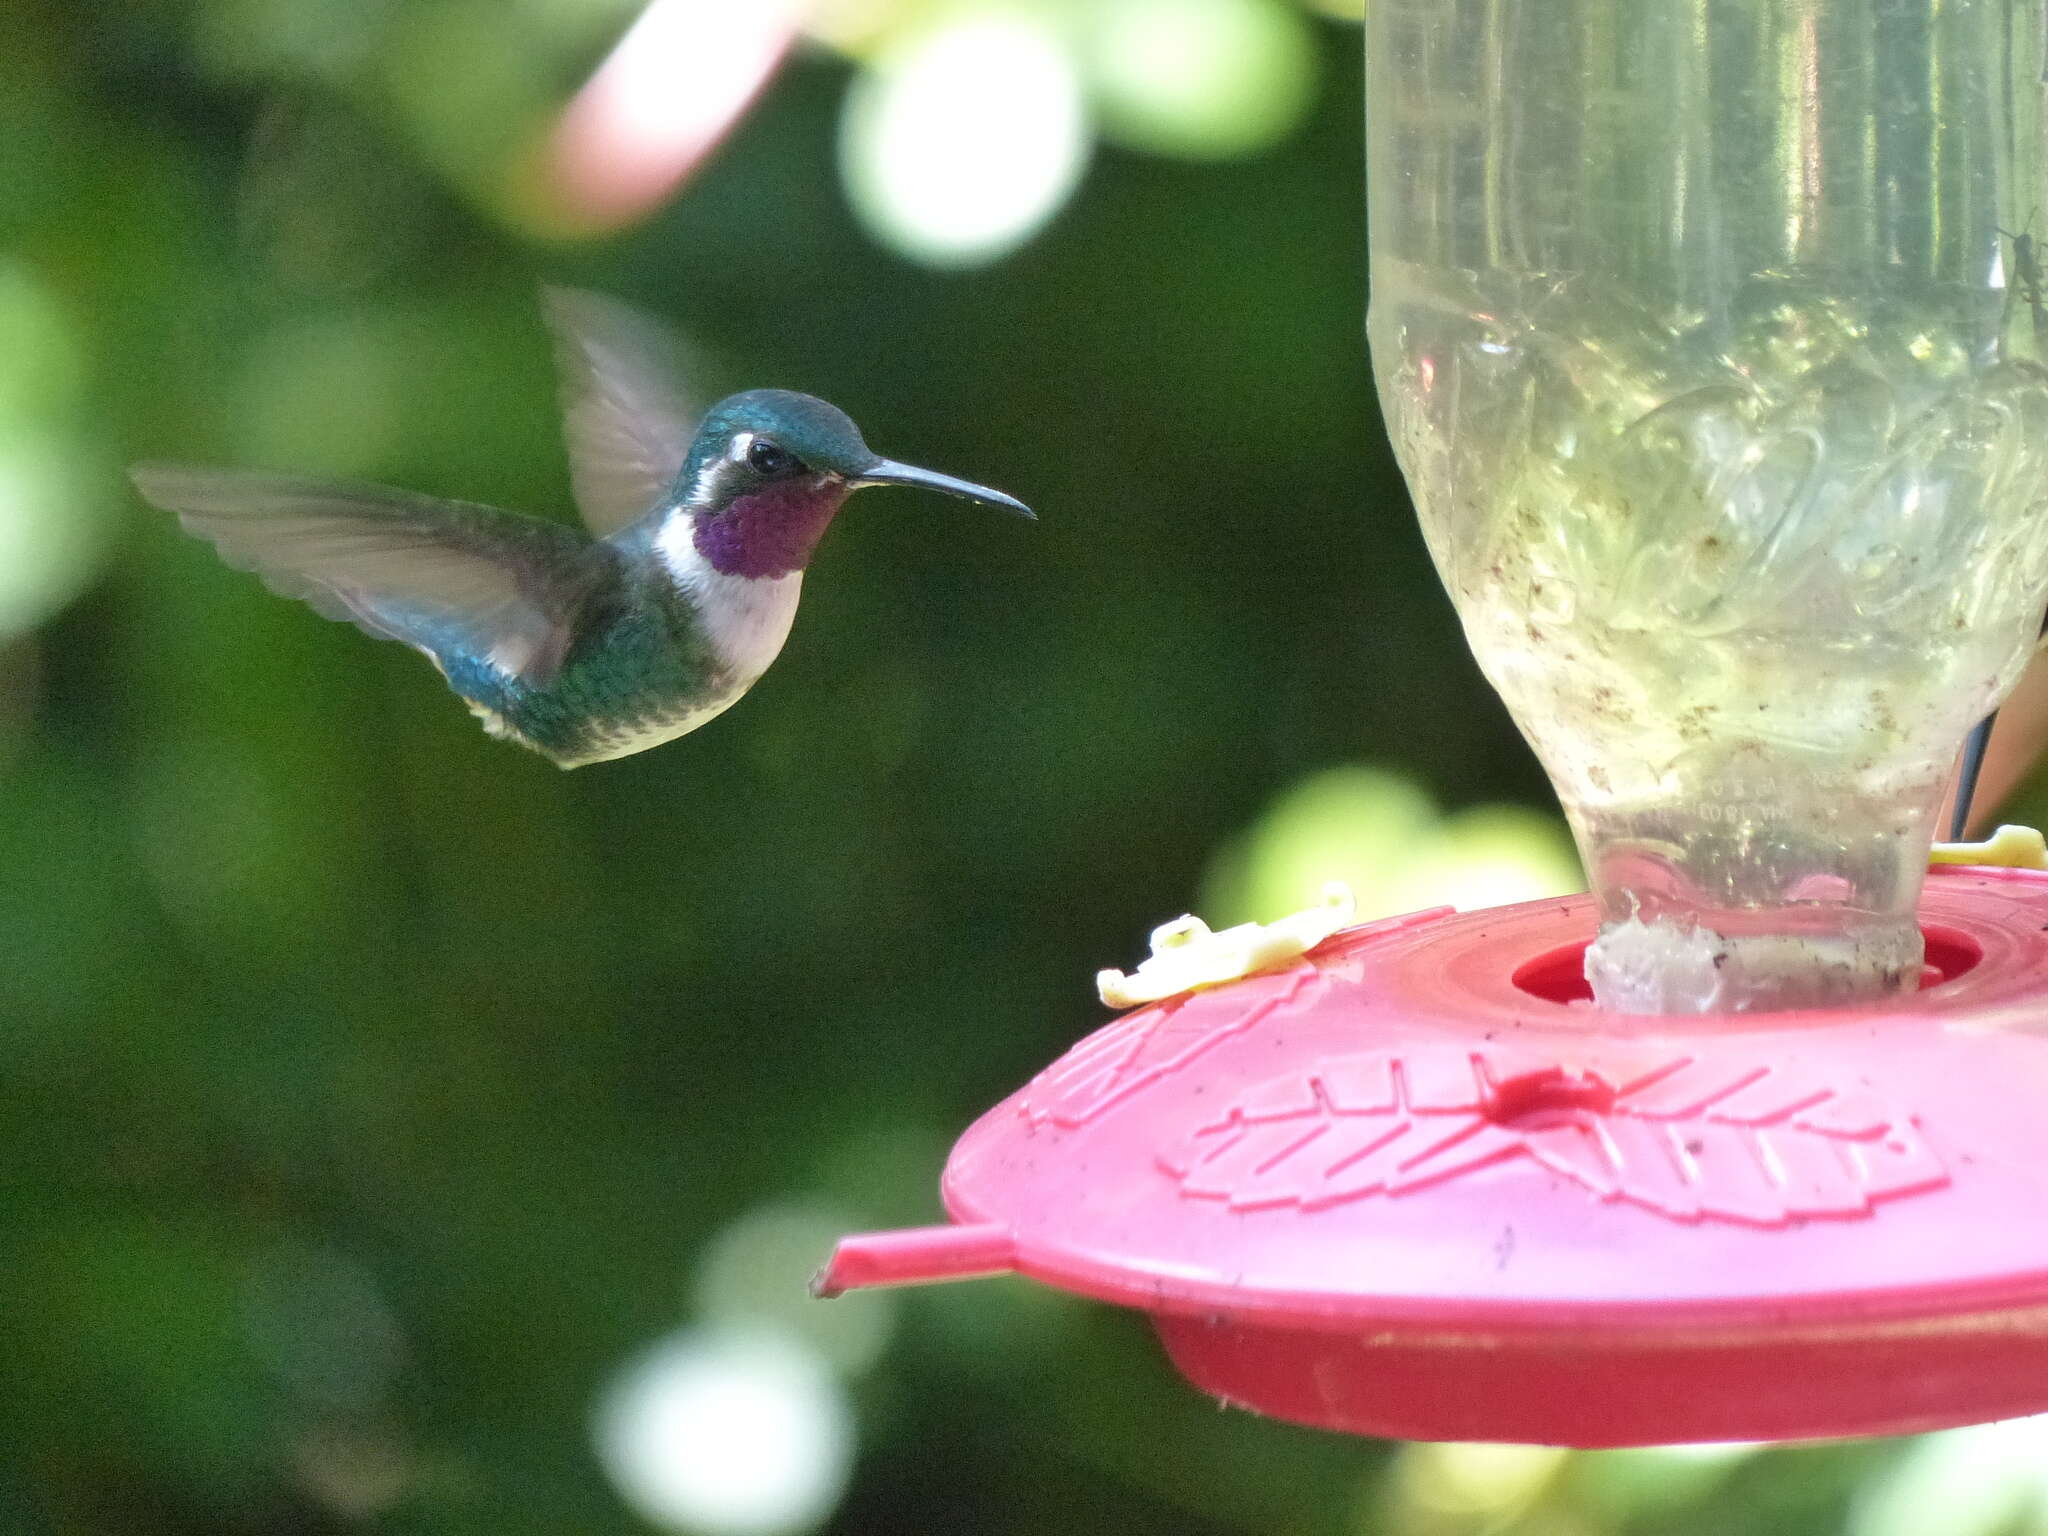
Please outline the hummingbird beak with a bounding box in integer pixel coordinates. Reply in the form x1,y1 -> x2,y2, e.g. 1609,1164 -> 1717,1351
855,459 -> 1035,519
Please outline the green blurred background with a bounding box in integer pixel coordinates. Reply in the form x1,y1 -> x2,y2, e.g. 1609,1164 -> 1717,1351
7,0 -> 2046,1532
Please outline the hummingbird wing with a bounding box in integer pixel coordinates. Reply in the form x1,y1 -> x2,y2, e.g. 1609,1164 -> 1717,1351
541,286 -> 700,537
131,465 -> 599,685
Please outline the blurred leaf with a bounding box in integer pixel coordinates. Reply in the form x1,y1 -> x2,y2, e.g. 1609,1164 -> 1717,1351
7,1216 -> 299,1512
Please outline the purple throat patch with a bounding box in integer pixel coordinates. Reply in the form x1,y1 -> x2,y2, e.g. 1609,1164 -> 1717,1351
692,481 -> 848,579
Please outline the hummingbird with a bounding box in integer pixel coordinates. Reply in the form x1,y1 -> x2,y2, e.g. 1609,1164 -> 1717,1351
131,288 -> 1033,767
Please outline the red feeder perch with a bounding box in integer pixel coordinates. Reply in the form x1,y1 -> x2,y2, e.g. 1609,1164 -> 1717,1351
821,867 -> 2048,1446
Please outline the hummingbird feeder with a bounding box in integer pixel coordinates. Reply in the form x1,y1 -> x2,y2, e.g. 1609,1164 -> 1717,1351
822,0 -> 2048,1447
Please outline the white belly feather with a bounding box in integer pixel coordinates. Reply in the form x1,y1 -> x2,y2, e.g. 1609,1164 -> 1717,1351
654,513 -> 804,679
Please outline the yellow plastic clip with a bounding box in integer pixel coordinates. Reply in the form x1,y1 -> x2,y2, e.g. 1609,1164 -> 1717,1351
1929,824 -> 2048,870
1096,884 -> 1357,1010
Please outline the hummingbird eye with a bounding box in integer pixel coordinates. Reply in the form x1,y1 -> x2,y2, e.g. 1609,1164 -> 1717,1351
746,437 -> 799,476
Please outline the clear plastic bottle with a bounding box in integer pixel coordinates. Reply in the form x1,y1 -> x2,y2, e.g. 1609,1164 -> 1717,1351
1368,0 -> 2048,1011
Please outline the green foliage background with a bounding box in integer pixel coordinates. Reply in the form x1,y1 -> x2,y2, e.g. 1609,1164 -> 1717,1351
2,3 -> 2031,1533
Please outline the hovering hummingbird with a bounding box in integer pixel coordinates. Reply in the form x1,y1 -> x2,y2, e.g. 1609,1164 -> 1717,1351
131,289 -> 1033,767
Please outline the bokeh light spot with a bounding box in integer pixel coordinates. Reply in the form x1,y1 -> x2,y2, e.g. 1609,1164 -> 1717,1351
593,1326 -> 853,1536
1389,803 -> 1584,915
0,261 -> 105,643
0,435 -> 99,643
1853,1415 -> 2048,1536
1084,0 -> 1317,159
840,12 -> 1089,268
1202,764 -> 1437,924
1395,1440 -> 1568,1519
694,1202 -> 897,1378
1572,1441 -> 1764,1520
1203,764 -> 1582,925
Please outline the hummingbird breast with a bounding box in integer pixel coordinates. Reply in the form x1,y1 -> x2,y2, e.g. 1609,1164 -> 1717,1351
444,532 -> 805,768
439,612 -> 728,768
557,578 -> 800,764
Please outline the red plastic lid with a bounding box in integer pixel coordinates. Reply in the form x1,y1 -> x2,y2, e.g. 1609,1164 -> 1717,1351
821,867 -> 2048,1446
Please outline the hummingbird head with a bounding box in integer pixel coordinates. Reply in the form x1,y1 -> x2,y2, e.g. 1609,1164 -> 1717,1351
674,389 -> 1032,580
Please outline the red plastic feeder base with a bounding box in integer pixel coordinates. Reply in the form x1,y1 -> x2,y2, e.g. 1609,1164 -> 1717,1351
820,867 -> 2048,1446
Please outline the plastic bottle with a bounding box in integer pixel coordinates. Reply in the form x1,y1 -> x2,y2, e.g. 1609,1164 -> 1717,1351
1368,0 -> 2048,1011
